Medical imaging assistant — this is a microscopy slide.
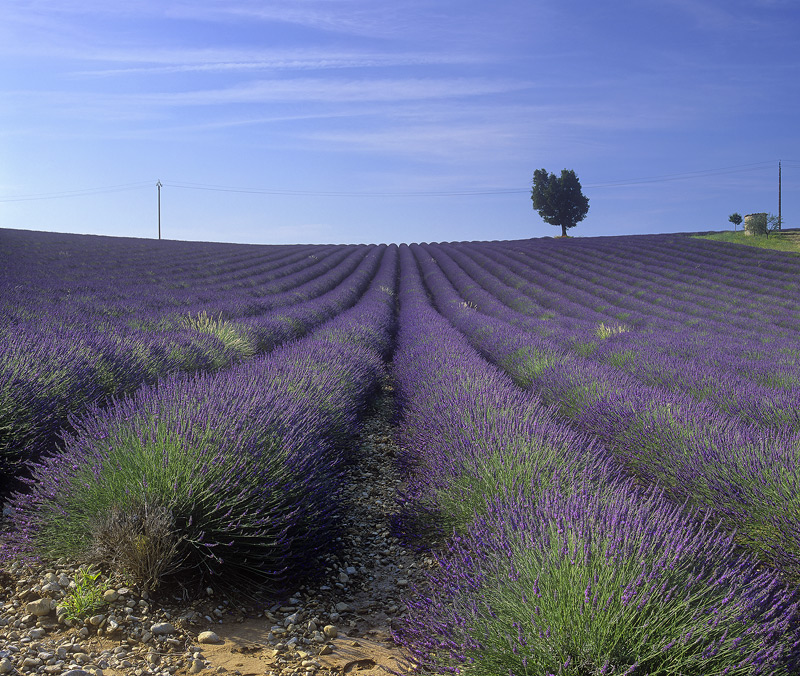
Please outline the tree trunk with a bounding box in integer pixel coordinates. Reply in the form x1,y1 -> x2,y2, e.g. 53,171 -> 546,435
561,224 -> 567,237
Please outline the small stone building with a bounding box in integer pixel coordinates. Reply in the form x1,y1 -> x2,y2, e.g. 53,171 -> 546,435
744,213 -> 767,236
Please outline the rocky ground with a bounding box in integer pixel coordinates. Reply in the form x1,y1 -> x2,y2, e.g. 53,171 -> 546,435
0,382 -> 432,676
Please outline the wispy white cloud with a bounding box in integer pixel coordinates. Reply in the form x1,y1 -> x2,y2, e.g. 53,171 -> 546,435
4,77 -> 531,112
165,0 -> 434,39
69,48 -> 482,77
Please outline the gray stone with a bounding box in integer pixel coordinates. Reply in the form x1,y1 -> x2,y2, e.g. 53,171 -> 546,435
0,659 -> 11,674
102,590 -> 118,603
334,602 -> 350,613
61,671 -> 91,676
322,625 -> 338,639
29,627 -> 46,639
150,622 -> 176,635
197,631 -> 222,645
189,659 -> 205,673
26,598 -> 55,616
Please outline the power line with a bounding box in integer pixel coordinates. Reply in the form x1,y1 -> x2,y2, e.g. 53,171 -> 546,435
163,180 -> 526,197
0,181 -> 152,203
0,160 -> 790,203
583,161 -> 776,189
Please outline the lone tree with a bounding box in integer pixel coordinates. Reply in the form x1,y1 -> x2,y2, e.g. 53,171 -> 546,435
728,213 -> 742,230
531,168 -> 590,237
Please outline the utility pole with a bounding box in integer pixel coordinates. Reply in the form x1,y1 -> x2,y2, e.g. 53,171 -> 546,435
778,161 -> 782,231
157,180 -> 162,240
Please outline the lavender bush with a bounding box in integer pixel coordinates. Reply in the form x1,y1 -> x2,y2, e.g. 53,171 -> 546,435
0,229 -> 385,488
3,245 -> 398,593
395,481 -> 800,675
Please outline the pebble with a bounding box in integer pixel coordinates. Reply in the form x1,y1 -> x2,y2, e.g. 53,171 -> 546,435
189,658 -> 205,673
322,625 -> 338,639
26,598 -> 55,616
198,631 -> 222,644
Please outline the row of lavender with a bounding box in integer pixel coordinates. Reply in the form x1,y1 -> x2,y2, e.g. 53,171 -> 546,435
0,229 -> 382,485
3,242 -> 398,594
391,243 -> 800,675
409,237 -> 800,585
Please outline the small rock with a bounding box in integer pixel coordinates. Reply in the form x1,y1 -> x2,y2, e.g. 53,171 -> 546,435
102,590 -> 118,603
88,614 -> 105,626
29,627 -> 46,639
189,659 -> 205,674
198,631 -> 222,644
150,622 -> 176,635
338,572 -> 349,584
26,598 -> 55,616
319,645 -> 333,655
396,578 -> 408,587
0,659 -> 13,674
62,671 -> 91,676
322,625 -> 338,639
334,602 -> 350,613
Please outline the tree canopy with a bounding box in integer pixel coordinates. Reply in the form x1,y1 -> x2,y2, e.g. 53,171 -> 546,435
531,168 -> 589,237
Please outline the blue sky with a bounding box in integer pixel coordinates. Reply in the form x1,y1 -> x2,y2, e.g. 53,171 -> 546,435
1,0 -> 798,245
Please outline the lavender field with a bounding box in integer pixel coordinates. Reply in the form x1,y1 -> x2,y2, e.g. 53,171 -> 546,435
3,226 -> 800,674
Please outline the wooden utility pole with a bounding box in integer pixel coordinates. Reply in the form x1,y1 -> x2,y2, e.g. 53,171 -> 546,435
157,180 -> 162,240
778,161 -> 782,230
